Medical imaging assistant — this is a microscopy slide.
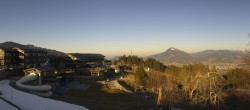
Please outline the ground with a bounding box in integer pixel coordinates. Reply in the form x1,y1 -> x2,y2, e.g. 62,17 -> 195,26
52,76 -> 153,110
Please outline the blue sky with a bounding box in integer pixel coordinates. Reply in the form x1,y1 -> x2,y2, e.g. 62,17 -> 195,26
0,0 -> 249,58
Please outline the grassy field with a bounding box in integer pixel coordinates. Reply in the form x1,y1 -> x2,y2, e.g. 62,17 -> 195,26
52,77 -> 153,110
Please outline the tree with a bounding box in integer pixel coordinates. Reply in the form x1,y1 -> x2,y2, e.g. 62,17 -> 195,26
227,68 -> 250,89
183,72 -> 226,107
113,60 -> 117,65
117,55 -> 144,66
145,58 -> 166,72
134,66 -> 148,88
146,70 -> 167,93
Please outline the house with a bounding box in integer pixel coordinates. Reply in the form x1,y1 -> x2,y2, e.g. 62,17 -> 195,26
0,47 -> 20,70
23,67 -> 59,92
13,47 -> 48,68
23,67 -> 55,78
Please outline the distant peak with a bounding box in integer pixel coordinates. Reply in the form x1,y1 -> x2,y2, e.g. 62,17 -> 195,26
166,47 -> 179,51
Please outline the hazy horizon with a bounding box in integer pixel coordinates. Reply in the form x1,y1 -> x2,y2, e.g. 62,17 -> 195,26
1,0 -> 249,58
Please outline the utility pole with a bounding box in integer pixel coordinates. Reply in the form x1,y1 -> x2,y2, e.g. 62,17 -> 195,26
130,49 -> 132,56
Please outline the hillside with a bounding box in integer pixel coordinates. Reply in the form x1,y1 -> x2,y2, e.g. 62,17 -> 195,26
0,41 -> 65,56
148,47 -> 245,65
191,50 -> 244,64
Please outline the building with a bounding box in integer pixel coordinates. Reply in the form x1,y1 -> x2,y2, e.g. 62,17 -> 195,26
13,47 -> 48,68
67,53 -> 105,68
47,54 -> 65,69
23,67 -> 60,92
0,47 -> 48,70
0,47 -> 20,70
65,53 -> 106,75
23,67 -> 55,78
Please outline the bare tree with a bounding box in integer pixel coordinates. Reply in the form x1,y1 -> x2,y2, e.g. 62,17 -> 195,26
183,72 -> 226,107
244,34 -> 250,71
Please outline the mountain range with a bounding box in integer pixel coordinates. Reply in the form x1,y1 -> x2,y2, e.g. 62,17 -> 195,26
0,41 -> 65,56
1,42 -> 245,66
148,47 -> 245,65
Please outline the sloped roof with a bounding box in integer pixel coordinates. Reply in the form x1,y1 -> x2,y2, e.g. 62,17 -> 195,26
68,53 -> 105,61
23,66 -> 53,73
0,47 -> 14,51
13,47 -> 47,53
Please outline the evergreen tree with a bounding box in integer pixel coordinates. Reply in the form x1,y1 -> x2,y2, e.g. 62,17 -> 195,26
134,66 -> 148,87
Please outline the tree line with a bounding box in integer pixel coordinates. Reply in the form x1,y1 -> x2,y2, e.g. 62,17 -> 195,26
113,55 -> 166,72
114,54 -> 250,109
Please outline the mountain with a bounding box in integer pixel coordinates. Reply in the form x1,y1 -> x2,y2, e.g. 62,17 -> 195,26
148,47 -> 245,65
191,50 -> 245,64
149,47 -> 193,65
0,41 -> 66,56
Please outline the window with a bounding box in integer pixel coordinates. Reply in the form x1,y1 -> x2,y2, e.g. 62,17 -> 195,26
5,53 -> 9,56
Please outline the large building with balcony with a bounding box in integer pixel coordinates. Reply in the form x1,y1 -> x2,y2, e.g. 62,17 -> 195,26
13,47 -> 48,68
0,47 -> 48,70
0,47 -> 20,70
63,53 -> 106,75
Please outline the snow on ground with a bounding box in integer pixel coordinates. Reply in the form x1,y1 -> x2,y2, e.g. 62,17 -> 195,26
0,99 -> 19,110
0,80 -> 88,110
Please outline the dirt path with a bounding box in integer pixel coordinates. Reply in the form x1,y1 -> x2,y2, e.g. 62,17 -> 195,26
106,79 -> 133,93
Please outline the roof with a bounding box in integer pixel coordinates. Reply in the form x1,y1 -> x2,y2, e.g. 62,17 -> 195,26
23,68 -> 41,73
22,49 -> 47,53
23,66 -> 53,73
0,47 -> 14,51
68,53 -> 105,61
69,53 -> 105,58
13,47 -> 47,53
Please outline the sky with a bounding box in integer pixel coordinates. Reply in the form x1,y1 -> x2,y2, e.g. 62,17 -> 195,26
0,0 -> 250,58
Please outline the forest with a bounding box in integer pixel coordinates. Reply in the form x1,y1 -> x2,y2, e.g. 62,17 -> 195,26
113,53 -> 250,109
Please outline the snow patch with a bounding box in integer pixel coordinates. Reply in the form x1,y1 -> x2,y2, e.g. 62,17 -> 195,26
0,80 -> 88,110
169,47 -> 178,51
0,99 -> 19,110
